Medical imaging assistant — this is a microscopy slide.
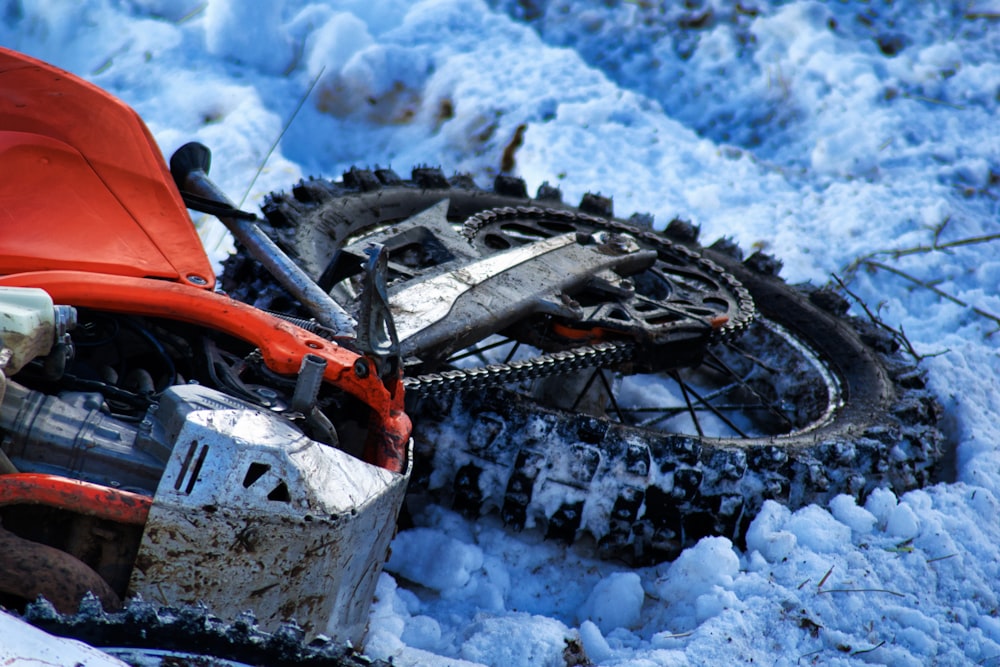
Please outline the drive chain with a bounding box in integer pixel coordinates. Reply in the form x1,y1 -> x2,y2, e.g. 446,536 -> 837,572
403,340 -> 636,396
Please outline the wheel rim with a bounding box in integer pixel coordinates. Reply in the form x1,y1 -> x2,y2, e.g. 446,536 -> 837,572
444,316 -> 843,440
611,318 -> 842,438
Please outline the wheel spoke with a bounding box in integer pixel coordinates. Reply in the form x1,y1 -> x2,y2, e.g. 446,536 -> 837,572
628,376 -> 740,428
503,341 -> 522,364
720,338 -> 782,375
570,368 -> 603,412
669,370 -> 705,438
705,347 -> 796,429
447,337 -> 518,364
669,370 -> 749,438
598,370 -> 626,423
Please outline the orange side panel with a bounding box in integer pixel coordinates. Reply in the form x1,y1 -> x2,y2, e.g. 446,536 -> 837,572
0,47 -> 214,288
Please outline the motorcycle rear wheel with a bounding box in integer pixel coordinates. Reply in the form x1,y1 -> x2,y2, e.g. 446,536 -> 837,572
222,168 -> 945,562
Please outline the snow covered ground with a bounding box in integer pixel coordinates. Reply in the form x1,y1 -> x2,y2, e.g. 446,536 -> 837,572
3,0 -> 1000,665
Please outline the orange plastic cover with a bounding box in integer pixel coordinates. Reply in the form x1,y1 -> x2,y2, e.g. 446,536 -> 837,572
0,47 -> 214,288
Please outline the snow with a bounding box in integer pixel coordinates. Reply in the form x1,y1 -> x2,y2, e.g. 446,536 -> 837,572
386,527 -> 485,592
579,571 -> 645,635
2,1 -> 1000,665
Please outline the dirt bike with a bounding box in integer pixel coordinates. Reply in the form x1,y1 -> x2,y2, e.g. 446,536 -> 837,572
0,47 -> 410,661
0,45 -> 943,661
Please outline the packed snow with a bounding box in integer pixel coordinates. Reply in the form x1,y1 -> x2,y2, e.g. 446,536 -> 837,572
3,0 -> 1000,665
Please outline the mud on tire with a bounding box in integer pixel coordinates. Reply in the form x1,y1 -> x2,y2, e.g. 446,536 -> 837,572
222,167 -> 945,564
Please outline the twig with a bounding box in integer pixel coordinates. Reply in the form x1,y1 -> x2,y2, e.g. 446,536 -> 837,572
885,537 -> 915,553
817,566 -> 834,590
927,553 -> 958,563
831,274 -> 924,359
931,216 -> 951,246
874,232 -> 1000,260
901,92 -> 965,110
238,66 -> 326,209
862,260 -> 1000,331
832,274 -> 880,321
817,588 -> 906,598
176,3 -> 208,24
798,647 -> 824,663
966,11 -> 1000,19
852,640 -> 886,656
840,227 -> 1000,282
884,544 -> 915,553
91,43 -> 131,76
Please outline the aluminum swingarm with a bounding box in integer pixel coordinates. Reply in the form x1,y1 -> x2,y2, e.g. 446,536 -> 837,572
320,200 -> 755,395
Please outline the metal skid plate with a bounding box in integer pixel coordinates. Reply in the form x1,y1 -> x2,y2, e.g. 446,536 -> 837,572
128,395 -> 410,647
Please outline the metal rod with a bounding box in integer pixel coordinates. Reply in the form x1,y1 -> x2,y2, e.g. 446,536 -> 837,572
172,143 -> 356,336
191,171 -> 356,334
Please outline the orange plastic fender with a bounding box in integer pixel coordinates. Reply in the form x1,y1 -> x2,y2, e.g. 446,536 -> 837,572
0,47 -> 214,288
